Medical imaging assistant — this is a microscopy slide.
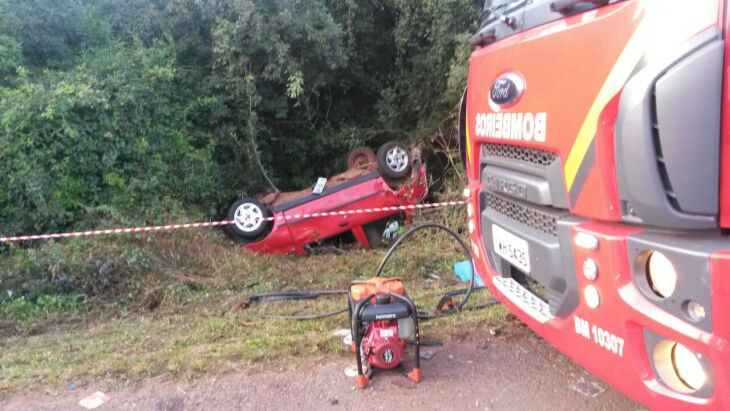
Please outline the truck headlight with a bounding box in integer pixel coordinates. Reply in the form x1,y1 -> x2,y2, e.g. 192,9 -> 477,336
672,343 -> 707,391
646,251 -> 677,298
653,340 -> 709,394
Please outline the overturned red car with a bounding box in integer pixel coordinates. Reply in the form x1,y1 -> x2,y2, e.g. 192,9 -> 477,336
224,142 -> 428,255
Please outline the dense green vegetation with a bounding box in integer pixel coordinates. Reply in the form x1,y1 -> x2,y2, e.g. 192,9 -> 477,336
0,0 -> 478,239
0,0 -> 480,319
0,3 -> 487,391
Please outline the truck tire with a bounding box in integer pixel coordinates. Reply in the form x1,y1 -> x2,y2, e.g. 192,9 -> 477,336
347,147 -> 376,169
377,142 -> 411,179
225,197 -> 272,241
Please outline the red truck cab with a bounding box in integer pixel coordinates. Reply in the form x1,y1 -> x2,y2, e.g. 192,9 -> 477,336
463,0 -> 730,408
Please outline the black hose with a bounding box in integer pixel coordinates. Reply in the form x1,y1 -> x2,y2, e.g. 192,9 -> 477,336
241,289 -> 349,320
241,223 -> 493,320
249,307 -> 349,320
374,223 -> 478,318
245,290 -> 347,304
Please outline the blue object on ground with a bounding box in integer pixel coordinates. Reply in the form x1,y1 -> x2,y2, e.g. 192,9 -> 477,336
382,221 -> 400,241
453,259 -> 484,287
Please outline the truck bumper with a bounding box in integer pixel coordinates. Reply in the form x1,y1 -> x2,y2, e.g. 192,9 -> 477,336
467,183 -> 730,410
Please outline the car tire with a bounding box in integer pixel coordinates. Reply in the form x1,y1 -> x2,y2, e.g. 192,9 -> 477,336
225,197 -> 273,241
377,141 -> 411,179
347,147 -> 376,169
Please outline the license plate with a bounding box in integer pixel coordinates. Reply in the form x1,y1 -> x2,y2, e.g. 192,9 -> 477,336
492,224 -> 530,273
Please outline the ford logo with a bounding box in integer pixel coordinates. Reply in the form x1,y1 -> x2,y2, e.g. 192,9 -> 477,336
489,73 -> 525,108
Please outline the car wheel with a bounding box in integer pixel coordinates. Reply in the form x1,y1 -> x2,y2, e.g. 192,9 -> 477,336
225,197 -> 272,240
347,147 -> 376,169
377,142 -> 411,179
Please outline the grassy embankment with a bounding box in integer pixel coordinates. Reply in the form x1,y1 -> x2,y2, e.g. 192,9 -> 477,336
0,199 -> 510,394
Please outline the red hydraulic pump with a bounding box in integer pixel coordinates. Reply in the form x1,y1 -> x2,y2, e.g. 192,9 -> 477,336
349,277 -> 421,389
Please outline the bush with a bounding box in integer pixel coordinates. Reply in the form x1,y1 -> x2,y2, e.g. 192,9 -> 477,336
0,294 -> 88,322
0,240 -> 157,303
0,41 -> 223,236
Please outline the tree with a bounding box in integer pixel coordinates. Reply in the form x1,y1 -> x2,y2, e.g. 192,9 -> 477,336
0,0 -> 480,236
0,42 -> 221,235
0,0 -> 87,68
377,0 -> 478,134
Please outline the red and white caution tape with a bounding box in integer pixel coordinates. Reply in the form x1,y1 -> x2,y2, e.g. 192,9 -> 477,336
0,201 -> 465,243
264,200 -> 466,222
0,221 -> 233,243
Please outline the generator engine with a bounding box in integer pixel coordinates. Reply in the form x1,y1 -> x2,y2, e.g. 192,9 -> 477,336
349,277 -> 421,389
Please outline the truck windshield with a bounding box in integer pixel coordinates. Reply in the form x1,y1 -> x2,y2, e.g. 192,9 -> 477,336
483,0 -> 521,9
479,0 -> 528,28
474,0 -> 617,46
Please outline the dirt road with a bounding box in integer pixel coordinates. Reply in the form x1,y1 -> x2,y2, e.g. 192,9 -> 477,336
2,327 -> 642,411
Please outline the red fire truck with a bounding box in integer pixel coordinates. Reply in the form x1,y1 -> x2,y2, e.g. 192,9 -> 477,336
461,0 -> 729,408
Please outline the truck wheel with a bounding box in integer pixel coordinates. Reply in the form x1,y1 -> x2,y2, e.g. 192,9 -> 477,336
377,142 -> 411,179
226,197 -> 272,240
347,147 -> 376,169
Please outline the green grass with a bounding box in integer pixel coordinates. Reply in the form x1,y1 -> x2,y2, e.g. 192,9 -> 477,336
0,206 -> 511,395
1,294 -> 88,322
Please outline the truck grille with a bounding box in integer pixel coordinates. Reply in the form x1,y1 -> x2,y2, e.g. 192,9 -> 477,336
483,143 -> 556,167
484,192 -> 557,237
650,90 -> 681,211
